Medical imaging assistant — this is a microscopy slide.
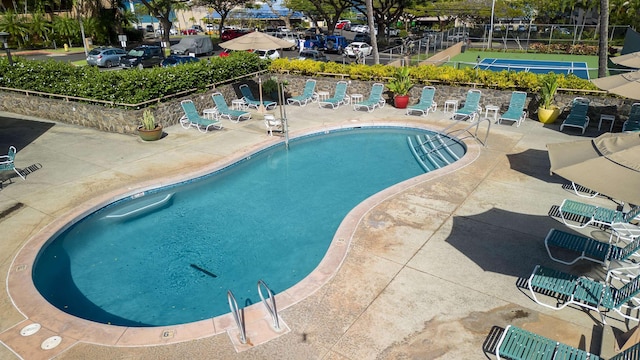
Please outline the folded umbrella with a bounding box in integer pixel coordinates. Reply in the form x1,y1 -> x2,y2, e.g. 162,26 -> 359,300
547,132 -> 640,205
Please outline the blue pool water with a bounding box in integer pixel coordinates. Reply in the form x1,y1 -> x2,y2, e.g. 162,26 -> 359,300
33,127 -> 465,327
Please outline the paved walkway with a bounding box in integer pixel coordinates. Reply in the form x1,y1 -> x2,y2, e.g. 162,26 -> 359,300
0,103 -> 633,359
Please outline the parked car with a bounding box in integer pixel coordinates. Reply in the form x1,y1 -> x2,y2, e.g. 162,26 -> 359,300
274,31 -> 298,49
298,50 -> 328,62
335,20 -> 351,30
353,33 -> 371,44
86,47 -> 127,68
344,42 -> 372,57
155,27 -> 178,37
324,35 -> 348,53
181,28 -> 197,35
221,29 -> 248,41
351,24 -> 367,33
120,45 -> 165,69
170,35 -> 214,56
255,49 -> 280,60
303,34 -> 325,50
161,55 -> 200,67
192,25 -> 204,32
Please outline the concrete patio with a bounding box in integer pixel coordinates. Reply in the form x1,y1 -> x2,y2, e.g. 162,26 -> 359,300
0,101 -> 636,360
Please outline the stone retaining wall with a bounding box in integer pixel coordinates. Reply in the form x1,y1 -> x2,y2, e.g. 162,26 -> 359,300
0,75 -> 633,135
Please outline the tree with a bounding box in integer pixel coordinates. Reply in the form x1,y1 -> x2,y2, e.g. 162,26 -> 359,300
597,0 -> 607,78
303,0 -> 354,35
52,14 -> 79,47
0,10 -> 29,47
28,11 -> 52,45
263,0 -> 295,29
138,0 -> 177,47
351,0 -> 413,41
365,0 -> 378,64
196,0 -> 250,35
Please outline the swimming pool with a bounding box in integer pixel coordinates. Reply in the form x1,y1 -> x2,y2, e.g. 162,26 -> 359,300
31,127 -> 466,327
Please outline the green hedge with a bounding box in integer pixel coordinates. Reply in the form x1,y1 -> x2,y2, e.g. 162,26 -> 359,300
0,53 -> 599,105
0,51 -> 268,104
269,58 -> 599,93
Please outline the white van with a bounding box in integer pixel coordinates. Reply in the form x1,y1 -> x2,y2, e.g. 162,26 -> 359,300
275,31 -> 298,50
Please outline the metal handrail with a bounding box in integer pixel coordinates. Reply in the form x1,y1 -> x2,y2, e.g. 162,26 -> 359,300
441,116 -> 492,147
227,290 -> 246,344
257,280 -> 280,330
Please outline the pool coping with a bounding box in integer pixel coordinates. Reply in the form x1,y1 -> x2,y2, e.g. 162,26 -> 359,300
2,120 -> 481,355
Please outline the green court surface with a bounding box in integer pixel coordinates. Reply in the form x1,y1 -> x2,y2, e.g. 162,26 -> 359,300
449,50 -> 598,78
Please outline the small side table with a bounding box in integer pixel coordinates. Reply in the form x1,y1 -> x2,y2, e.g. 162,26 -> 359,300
203,107 -> 218,120
444,99 -> 458,113
316,91 -> 330,101
484,105 -> 500,121
231,99 -> 246,110
599,114 -> 616,132
350,94 -> 363,104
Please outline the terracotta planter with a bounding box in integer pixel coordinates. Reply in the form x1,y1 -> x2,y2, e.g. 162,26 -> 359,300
393,95 -> 410,109
537,106 -> 561,124
138,124 -> 163,141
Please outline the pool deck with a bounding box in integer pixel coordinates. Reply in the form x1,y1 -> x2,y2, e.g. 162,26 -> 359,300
0,100 -> 636,359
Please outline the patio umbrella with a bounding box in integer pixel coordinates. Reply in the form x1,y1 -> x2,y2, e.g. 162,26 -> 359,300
610,51 -> 640,69
219,32 -> 292,114
591,70 -> 640,100
547,132 -> 640,204
219,31 -> 293,51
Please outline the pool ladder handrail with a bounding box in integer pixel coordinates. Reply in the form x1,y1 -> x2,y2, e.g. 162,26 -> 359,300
227,290 -> 247,344
440,116 -> 491,147
257,279 -> 280,330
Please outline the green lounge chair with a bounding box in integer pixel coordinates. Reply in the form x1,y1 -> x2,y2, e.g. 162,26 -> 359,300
318,81 -> 348,109
561,98 -> 590,134
211,92 -> 252,123
353,83 -> 385,112
496,325 -> 601,360
452,89 -> 482,121
622,103 -> 640,132
0,146 -> 25,180
498,91 -> 528,127
239,84 -> 276,110
406,86 -> 437,116
287,79 -> 317,106
544,228 -> 640,266
527,264 -> 640,323
558,199 -> 640,229
180,100 -> 223,133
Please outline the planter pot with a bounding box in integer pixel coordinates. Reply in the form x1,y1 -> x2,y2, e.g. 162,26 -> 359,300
393,95 -> 410,109
138,124 -> 163,141
537,106 -> 561,124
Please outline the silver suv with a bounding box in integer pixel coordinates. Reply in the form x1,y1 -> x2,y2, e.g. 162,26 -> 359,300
298,50 -> 328,62
86,47 -> 127,68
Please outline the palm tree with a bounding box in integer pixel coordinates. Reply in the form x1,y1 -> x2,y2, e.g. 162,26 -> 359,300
29,11 -> 52,45
0,10 -> 29,47
365,0 -> 378,64
598,0 -> 608,78
52,15 -> 79,47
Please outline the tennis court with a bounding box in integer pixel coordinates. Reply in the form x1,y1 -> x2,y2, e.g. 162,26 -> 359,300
477,58 -> 590,79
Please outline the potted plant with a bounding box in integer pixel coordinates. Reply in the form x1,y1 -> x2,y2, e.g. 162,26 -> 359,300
262,77 -> 288,102
387,67 -> 413,109
138,109 -> 163,141
537,73 -> 561,124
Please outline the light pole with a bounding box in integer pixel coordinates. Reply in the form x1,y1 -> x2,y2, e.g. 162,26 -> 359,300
0,32 -> 13,65
488,0 -> 496,49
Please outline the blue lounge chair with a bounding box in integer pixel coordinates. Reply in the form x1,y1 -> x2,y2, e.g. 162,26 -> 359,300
622,103 -> 640,132
561,98 -> 590,134
452,89 -> 482,121
287,79 -> 317,106
239,84 -> 276,110
527,264 -> 640,323
497,91 -> 528,127
558,199 -> 640,229
496,325 -> 602,360
180,100 -> 222,133
0,146 -> 25,180
406,86 -> 437,116
211,92 -> 252,123
544,228 -> 640,266
319,81 -> 348,109
353,83 -> 385,112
